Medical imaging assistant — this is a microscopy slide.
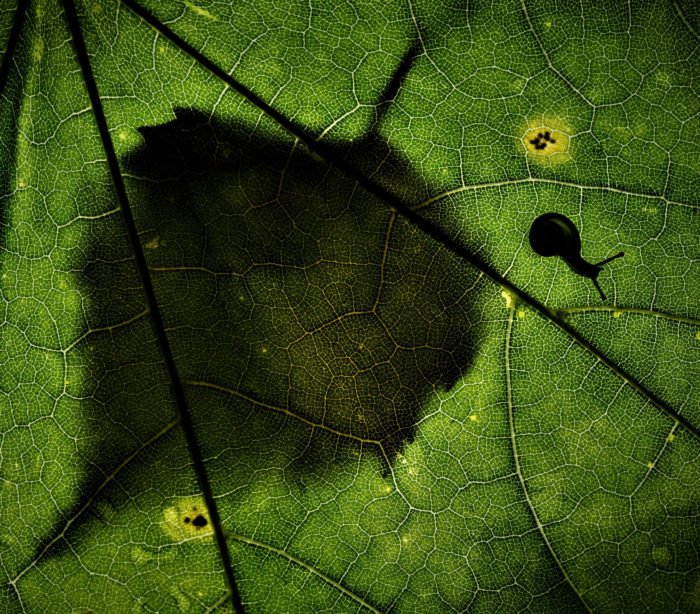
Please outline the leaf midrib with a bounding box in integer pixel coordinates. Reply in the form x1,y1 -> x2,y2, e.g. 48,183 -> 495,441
119,0 -> 700,444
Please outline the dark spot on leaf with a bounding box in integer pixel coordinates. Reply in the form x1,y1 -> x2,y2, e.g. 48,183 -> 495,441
183,517 -> 190,523
192,515 -> 208,528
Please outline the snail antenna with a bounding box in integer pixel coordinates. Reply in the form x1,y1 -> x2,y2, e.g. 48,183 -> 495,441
590,277 -> 607,301
594,251 -> 624,267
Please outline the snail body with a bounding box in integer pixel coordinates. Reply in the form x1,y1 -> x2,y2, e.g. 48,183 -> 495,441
529,212 -> 624,300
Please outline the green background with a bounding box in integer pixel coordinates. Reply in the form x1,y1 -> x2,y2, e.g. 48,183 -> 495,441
0,0 -> 698,612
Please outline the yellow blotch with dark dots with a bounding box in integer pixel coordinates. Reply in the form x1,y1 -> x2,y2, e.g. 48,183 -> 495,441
161,496 -> 213,542
520,116 -> 572,166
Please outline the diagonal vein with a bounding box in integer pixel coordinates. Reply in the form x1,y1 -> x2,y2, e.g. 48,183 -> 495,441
120,0 -> 700,444
60,1 -> 243,611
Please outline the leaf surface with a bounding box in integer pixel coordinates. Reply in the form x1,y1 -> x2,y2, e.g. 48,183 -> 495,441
1,1 -> 699,613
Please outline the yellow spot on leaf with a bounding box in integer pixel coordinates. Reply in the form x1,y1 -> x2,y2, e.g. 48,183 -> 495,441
668,434 -> 675,442
613,311 -> 622,318
520,115 -> 572,166
131,545 -> 153,563
18,180 -> 26,188
382,485 -> 392,494
401,535 -> 410,545
144,236 -> 160,250
184,1 -> 217,20
469,414 -> 478,422
32,39 -> 45,62
161,496 -> 213,542
695,330 -> 700,341
501,289 -> 517,309
647,462 -> 654,468
518,310 -> 525,318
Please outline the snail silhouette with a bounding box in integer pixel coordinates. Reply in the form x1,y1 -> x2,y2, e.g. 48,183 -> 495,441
529,212 -> 624,301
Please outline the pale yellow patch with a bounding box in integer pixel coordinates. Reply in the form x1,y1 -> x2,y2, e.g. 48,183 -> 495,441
632,122 -> 649,138
668,433 -> 675,442
144,236 -> 160,250
469,414 -> 478,422
401,535 -> 411,545
520,115 -> 572,166
113,126 -> 143,151
171,588 -> 190,611
647,462 -> 654,468
131,545 -> 153,564
696,330 -> 700,341
32,39 -> 45,62
159,45 -> 166,54
641,206 -> 657,214
161,496 -> 213,542
613,311 -> 622,318
517,310 -> 525,318
18,180 -> 26,188
545,21 -> 552,27
501,289 -> 517,309
184,1 -> 217,20
381,485 -> 392,494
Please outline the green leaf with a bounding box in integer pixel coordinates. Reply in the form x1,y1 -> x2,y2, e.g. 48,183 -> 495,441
1,0 -> 698,612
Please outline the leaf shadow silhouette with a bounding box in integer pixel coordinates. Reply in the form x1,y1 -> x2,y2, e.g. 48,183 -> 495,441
110,107 -> 486,477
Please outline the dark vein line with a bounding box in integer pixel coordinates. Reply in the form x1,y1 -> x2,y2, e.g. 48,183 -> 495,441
118,3 -> 700,443
132,0 -> 700,444
119,0 -> 323,160
0,0 -> 28,98
504,307 -> 593,613
60,2 -> 243,611
673,0 -> 699,39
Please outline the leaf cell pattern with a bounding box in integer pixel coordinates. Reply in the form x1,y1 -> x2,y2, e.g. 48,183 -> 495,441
0,1 -> 698,613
